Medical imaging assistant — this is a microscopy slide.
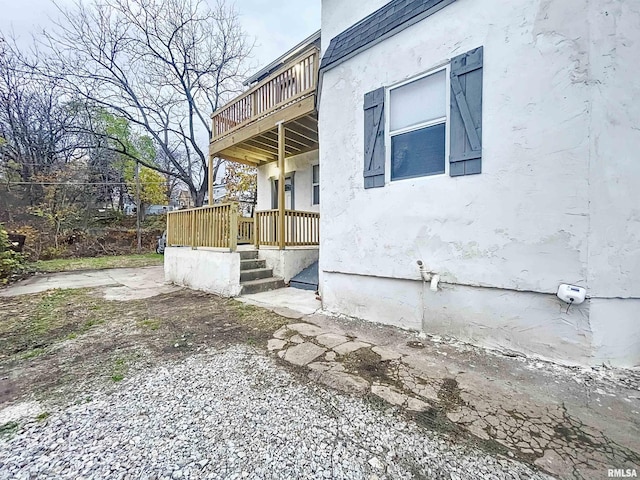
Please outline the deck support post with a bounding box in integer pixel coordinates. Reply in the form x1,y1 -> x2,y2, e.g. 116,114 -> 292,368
208,155 -> 214,206
229,203 -> 238,252
190,209 -> 196,249
277,121 -> 286,250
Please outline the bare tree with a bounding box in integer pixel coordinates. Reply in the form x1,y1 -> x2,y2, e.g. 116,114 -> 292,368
0,36 -> 86,205
41,0 -> 251,206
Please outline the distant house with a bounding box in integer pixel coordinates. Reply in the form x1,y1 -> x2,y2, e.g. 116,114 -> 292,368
124,203 -> 174,216
145,205 -> 173,215
174,189 -> 194,209
163,0 -> 640,368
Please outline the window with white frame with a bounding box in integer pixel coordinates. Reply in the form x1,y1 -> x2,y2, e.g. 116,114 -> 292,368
389,68 -> 447,181
312,164 -> 320,205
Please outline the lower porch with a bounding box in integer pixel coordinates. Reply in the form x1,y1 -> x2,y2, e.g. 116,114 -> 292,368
166,203 -> 319,250
164,203 -> 319,296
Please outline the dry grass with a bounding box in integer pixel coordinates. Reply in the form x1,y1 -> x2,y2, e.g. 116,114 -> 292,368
0,289 -> 288,406
32,253 -> 163,273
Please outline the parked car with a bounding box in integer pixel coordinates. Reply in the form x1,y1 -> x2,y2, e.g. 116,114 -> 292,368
156,231 -> 167,254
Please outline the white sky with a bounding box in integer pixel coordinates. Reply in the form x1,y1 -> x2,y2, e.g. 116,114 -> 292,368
0,0 -> 321,73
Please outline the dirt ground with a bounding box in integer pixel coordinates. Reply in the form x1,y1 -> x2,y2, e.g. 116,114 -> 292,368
0,288 -> 288,407
1,281 -> 638,479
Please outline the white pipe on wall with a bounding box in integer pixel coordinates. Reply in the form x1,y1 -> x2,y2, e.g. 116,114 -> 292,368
417,260 -> 431,282
430,274 -> 440,292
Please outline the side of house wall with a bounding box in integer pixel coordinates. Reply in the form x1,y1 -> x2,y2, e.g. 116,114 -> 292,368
586,0 -> 640,364
256,151 -> 320,213
319,0 -> 640,366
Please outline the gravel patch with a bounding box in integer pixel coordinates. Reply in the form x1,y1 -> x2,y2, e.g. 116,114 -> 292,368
0,346 -> 550,480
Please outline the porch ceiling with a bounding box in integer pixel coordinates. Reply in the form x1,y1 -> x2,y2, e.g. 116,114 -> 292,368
209,98 -> 318,166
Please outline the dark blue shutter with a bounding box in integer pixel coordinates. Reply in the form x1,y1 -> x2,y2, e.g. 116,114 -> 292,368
363,87 -> 385,188
450,47 -> 483,176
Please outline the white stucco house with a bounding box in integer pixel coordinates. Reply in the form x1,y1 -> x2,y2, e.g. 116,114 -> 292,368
164,0 -> 639,368
317,0 -> 640,367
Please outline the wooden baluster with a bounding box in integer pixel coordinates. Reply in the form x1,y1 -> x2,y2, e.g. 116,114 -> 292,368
254,215 -> 259,247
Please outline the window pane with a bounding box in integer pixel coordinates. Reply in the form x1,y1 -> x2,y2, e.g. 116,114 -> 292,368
390,69 -> 446,132
313,185 -> 320,204
312,164 -> 319,184
391,123 -> 445,180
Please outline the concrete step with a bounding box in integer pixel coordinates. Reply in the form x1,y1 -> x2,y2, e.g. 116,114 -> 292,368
240,259 -> 266,271
240,267 -> 273,282
241,277 -> 285,295
239,250 -> 258,260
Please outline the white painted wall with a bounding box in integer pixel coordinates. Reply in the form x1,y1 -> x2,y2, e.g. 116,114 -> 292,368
586,0 -> 640,299
322,272 -> 423,331
319,0 -> 640,366
259,247 -> 319,283
256,151 -> 320,213
164,247 -> 242,297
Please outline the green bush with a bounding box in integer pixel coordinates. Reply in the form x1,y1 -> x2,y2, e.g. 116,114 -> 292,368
0,224 -> 26,284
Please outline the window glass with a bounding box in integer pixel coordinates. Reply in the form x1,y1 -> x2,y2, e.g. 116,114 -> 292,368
389,69 -> 446,132
391,123 -> 445,180
312,164 -> 319,204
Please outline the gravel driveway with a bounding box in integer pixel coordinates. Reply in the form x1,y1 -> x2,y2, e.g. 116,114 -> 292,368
0,346 -> 547,480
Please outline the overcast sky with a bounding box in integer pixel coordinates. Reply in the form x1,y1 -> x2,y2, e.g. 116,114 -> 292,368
0,0 -> 321,73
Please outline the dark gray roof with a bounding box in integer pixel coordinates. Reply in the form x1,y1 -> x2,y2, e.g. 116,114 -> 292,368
320,0 -> 456,71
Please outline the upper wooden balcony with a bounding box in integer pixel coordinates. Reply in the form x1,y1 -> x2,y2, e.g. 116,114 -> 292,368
209,46 -> 320,165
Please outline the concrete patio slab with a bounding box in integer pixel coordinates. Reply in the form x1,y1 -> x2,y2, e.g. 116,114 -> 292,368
287,322 -> 327,337
237,287 -> 321,317
333,341 -> 372,356
0,266 -> 177,301
266,314 -> 640,480
282,343 -> 326,366
315,333 -> 349,348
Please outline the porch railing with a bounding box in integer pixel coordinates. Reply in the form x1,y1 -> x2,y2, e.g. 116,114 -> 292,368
255,210 -> 320,247
167,203 -> 238,250
211,47 -> 319,141
238,217 -> 254,244
167,205 -> 319,251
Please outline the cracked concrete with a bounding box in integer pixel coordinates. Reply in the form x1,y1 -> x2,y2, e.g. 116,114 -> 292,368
267,305 -> 640,480
0,266 -> 177,300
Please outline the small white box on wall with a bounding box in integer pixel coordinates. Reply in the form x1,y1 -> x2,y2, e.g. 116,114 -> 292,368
557,284 -> 587,305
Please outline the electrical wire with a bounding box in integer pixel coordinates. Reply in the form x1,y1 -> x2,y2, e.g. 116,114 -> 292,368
2,181 -> 171,185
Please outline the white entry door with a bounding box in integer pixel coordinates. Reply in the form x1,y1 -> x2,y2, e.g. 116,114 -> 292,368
284,177 -> 293,209
272,175 -> 294,210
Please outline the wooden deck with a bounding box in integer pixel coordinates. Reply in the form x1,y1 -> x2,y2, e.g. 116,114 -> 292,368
209,47 -> 319,166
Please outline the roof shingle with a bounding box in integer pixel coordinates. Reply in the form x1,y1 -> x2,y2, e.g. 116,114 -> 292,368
320,0 -> 456,71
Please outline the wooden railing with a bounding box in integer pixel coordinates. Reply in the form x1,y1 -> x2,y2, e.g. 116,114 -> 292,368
238,217 -> 254,244
166,203 -> 238,250
255,210 -> 319,247
255,210 -> 279,247
167,205 -> 319,250
285,210 -> 320,246
212,47 -> 319,141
